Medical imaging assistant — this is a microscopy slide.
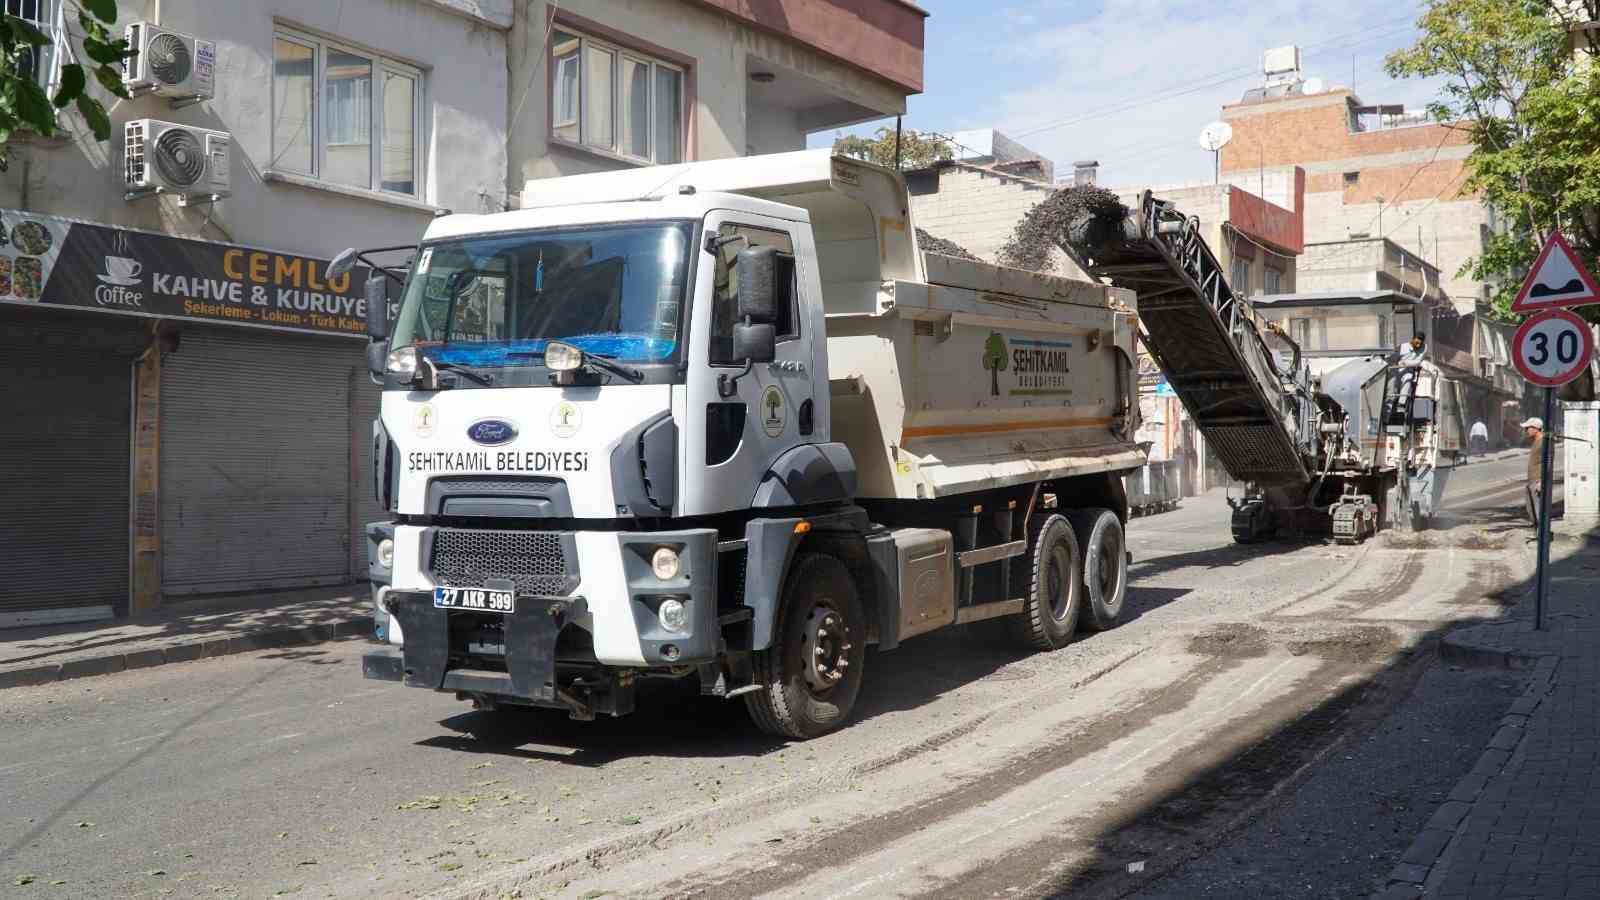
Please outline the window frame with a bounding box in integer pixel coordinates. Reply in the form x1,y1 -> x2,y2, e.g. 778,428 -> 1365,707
708,222 -> 801,368
548,20 -> 689,166
1263,265 -> 1283,295
270,25 -> 426,199
7,0 -> 67,103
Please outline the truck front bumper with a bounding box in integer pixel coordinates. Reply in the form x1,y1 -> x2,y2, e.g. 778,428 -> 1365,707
363,591 -> 588,704
365,526 -> 721,703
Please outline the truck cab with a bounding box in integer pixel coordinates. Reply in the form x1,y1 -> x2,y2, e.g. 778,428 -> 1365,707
356,151 -> 1142,738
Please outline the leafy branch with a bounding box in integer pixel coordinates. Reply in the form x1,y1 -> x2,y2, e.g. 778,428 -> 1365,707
0,0 -> 132,169
1386,0 -> 1600,322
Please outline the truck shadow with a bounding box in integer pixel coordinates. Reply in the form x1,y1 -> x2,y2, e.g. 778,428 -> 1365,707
417,582 -> 1202,765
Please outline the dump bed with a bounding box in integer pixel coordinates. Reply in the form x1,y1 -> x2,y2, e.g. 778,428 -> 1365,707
733,152 -> 1144,501
827,250 -> 1143,501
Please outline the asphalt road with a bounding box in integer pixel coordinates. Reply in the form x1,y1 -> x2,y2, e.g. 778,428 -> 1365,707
0,452 -> 1544,899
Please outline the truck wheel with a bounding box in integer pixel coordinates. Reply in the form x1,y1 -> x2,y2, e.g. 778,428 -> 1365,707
1068,509 -> 1127,631
745,552 -> 866,740
1011,513 -> 1082,651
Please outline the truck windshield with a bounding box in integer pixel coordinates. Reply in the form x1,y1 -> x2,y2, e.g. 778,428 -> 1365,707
390,221 -> 694,368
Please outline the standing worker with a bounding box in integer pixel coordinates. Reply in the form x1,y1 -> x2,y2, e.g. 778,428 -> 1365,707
1523,417 -> 1548,525
1470,419 -> 1489,455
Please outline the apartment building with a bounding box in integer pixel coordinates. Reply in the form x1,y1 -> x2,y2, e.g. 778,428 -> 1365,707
0,0 -> 925,627
1218,51 -> 1491,313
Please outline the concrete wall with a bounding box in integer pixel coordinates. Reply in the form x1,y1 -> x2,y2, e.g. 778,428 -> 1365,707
908,164 -> 1080,274
909,165 -> 1299,294
1298,239 -> 1447,303
506,0 -> 910,199
747,103 -> 808,156
1119,183 -> 1298,297
1220,90 -> 1489,311
2,0 -> 508,257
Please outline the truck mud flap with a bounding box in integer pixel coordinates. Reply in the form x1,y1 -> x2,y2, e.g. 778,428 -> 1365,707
383,591 -> 587,703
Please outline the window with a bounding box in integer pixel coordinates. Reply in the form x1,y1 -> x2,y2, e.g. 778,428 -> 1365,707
551,27 -> 685,164
1289,317 -> 1312,347
389,222 -> 694,369
1263,266 -> 1283,295
271,28 -> 423,197
7,0 -> 65,96
1230,258 -> 1250,295
709,223 -> 798,365
1343,171 -> 1360,186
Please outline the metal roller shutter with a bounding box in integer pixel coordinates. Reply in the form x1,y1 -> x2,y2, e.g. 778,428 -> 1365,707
160,327 -> 360,595
0,317 -> 140,626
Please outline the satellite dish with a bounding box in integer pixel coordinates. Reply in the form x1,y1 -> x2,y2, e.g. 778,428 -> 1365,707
1302,77 -> 1325,95
1198,121 -> 1234,152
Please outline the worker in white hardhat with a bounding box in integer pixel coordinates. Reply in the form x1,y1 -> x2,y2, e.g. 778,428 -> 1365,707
1523,417 -> 1547,524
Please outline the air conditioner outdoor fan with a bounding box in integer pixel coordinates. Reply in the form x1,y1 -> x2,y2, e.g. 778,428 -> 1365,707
146,32 -> 193,85
153,127 -> 206,188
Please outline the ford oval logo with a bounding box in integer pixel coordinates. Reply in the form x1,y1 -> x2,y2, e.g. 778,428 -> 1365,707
467,419 -> 517,446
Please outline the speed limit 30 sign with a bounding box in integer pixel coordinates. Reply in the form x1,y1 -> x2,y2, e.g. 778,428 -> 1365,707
1513,309 -> 1595,387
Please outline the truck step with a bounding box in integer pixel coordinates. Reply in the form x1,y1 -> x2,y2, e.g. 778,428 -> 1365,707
954,598 -> 1025,624
957,540 -> 1027,568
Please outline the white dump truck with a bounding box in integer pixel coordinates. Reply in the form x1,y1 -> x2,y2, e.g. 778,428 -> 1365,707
345,150 -> 1143,738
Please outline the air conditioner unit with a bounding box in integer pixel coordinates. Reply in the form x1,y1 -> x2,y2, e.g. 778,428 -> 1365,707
123,22 -> 215,101
124,119 -> 231,200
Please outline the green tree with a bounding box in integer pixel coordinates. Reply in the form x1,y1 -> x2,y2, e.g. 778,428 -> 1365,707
764,389 -> 782,423
1386,0 -> 1600,322
982,332 -> 1008,397
833,126 -> 952,171
1,0 -> 131,170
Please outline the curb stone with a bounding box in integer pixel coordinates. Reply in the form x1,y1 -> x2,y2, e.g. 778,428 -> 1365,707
0,616 -> 372,691
1370,651 -> 1560,899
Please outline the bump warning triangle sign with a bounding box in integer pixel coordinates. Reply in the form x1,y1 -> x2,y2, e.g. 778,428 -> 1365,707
1511,232 -> 1600,313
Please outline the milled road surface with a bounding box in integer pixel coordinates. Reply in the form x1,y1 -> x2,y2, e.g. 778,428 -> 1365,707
0,453 -> 1544,899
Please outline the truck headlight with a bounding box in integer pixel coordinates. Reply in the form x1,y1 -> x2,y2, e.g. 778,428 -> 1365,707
658,598 -> 688,633
377,538 -> 394,569
545,340 -> 583,372
651,546 -> 680,580
385,345 -> 418,378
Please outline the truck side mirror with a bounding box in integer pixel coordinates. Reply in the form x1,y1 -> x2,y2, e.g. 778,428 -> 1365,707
736,246 -> 780,324
365,274 -> 390,341
735,322 -> 777,364
367,342 -> 388,380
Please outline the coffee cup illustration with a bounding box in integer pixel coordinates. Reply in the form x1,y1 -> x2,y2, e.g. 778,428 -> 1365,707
100,256 -> 143,285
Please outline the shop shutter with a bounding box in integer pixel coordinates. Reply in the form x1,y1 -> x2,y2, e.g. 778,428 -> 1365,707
160,327 -> 360,595
0,318 -> 139,626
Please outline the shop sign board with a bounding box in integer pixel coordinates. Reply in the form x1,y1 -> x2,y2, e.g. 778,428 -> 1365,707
0,209 -> 384,338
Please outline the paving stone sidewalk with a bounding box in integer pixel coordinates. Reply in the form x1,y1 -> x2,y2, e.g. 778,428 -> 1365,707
0,586 -> 375,689
1383,532 -> 1600,899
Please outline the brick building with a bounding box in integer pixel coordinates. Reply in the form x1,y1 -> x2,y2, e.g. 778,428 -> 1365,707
1218,81 -> 1492,313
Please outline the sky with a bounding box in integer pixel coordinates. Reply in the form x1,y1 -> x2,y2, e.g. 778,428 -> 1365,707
808,0 -> 1450,189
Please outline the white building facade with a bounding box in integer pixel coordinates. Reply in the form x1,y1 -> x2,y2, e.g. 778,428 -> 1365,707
0,0 -> 924,627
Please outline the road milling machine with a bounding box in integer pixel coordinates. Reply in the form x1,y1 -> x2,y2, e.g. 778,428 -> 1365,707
1062,190 -> 1459,544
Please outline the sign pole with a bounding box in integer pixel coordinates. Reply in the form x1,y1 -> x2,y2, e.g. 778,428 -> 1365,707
1535,385 -> 1557,631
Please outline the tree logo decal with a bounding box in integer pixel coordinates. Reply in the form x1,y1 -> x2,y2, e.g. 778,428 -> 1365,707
761,385 -> 787,437
982,332 -> 1009,397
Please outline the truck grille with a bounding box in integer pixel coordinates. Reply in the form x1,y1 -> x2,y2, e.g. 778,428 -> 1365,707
426,528 -> 578,596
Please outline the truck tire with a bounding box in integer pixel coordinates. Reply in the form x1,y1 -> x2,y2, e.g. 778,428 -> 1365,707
1011,513 -> 1082,651
1069,508 -> 1126,631
745,552 -> 867,740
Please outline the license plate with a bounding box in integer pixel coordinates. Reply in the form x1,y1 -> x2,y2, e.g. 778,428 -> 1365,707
433,586 -> 515,613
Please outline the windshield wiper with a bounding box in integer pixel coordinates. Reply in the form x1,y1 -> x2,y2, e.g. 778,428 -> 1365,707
506,348 -> 644,383
420,358 -> 494,387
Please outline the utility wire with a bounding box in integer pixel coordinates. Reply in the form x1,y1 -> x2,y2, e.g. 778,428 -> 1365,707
1009,17 -> 1422,141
